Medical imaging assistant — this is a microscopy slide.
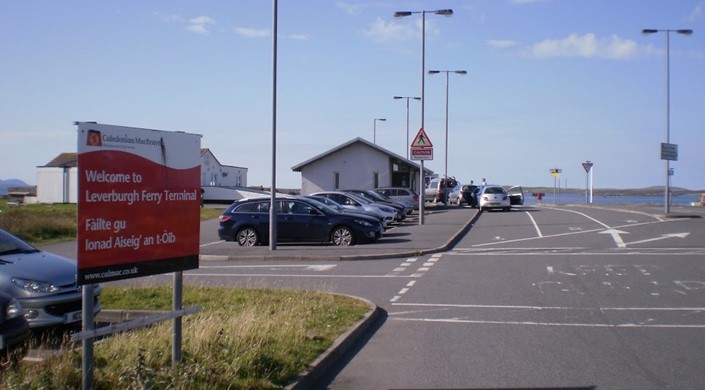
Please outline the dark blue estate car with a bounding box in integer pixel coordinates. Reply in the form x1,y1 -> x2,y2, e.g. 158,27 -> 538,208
218,197 -> 383,246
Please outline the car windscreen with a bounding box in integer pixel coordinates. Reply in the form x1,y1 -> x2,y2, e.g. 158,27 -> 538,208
484,187 -> 506,195
0,229 -> 38,255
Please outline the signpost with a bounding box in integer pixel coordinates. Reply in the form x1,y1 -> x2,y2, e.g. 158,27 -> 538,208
410,128 -> 433,224
75,122 -> 202,388
582,161 -> 594,204
550,168 -> 562,204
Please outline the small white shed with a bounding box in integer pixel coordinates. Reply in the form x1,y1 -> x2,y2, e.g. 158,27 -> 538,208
291,137 -> 431,195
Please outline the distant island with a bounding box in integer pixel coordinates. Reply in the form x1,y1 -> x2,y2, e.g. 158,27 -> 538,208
522,186 -> 704,197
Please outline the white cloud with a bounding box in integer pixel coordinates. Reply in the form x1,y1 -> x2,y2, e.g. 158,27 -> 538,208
337,0 -> 363,16
524,33 -> 639,59
365,17 -> 415,43
286,34 -> 309,41
689,2 -> 705,21
487,39 -> 517,49
154,13 -> 184,23
187,16 -> 215,35
234,27 -> 270,38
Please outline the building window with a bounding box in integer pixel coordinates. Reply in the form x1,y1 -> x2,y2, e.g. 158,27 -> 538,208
373,172 -> 379,188
334,172 -> 340,189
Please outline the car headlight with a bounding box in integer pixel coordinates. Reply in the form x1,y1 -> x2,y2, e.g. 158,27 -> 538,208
12,277 -> 61,294
354,219 -> 373,227
6,297 -> 23,319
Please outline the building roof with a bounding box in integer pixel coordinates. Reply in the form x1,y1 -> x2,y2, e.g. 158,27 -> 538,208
41,153 -> 77,167
291,137 -> 432,174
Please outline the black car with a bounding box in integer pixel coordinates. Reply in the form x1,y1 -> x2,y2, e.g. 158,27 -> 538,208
0,291 -> 30,352
458,184 -> 479,208
218,197 -> 383,246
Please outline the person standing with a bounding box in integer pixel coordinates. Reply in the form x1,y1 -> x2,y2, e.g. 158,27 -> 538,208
481,178 -> 487,186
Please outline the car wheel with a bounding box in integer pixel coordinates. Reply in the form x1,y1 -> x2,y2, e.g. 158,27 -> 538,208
236,227 -> 259,246
331,226 -> 354,246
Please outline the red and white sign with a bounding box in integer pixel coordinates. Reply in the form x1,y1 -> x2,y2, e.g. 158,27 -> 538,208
410,128 -> 433,147
410,148 -> 433,160
582,162 -> 594,172
76,122 -> 201,284
410,128 -> 434,160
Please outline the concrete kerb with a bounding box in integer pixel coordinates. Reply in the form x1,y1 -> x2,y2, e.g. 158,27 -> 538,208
199,209 -> 482,262
285,295 -> 383,390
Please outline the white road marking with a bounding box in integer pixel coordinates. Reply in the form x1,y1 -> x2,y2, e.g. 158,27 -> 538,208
627,232 -> 690,246
599,228 -> 629,248
390,317 -> 705,328
199,264 -> 337,271
391,302 -> 705,312
184,273 -> 404,278
200,241 -> 224,247
525,211 -> 543,237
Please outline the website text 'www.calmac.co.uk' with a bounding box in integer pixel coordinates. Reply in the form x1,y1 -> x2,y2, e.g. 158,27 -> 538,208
84,266 -> 139,281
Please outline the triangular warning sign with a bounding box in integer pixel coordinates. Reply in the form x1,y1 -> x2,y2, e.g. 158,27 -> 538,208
410,128 -> 433,147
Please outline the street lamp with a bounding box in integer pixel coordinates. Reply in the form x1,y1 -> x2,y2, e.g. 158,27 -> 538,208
641,28 -> 693,214
373,118 -> 386,144
428,69 -> 467,205
393,96 -> 421,159
394,8 -> 453,224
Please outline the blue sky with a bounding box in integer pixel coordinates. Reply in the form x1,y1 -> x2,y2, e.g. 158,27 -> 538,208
2,1 -> 704,190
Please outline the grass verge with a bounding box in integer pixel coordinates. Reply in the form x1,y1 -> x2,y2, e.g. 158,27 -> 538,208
2,285 -> 369,389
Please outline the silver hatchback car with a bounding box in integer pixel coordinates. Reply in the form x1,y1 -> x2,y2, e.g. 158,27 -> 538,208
374,187 -> 419,211
0,228 -> 101,328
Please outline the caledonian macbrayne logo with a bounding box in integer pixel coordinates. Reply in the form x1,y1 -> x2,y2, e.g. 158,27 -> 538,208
87,129 -> 102,146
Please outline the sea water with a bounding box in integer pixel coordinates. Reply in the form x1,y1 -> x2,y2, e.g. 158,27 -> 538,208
525,192 -> 701,206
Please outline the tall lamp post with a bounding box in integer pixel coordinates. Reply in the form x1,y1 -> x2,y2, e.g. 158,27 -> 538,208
641,28 -> 693,214
394,8 -> 453,225
429,69 -> 467,205
393,96 -> 421,159
373,118 -> 386,144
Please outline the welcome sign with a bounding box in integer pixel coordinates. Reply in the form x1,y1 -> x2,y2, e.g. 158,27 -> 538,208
76,122 -> 201,284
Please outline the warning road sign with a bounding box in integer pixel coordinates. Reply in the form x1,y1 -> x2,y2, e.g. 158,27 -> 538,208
410,148 -> 433,160
410,128 -> 433,148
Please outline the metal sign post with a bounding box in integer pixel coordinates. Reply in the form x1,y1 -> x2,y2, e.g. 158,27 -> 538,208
582,161 -> 593,204
550,168 -> 562,204
410,128 -> 433,225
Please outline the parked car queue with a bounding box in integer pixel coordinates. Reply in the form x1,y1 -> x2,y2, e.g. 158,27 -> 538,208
218,187 -> 421,247
449,184 -> 525,211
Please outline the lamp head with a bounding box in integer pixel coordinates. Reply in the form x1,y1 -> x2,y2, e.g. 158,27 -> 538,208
394,11 -> 412,17
642,29 -> 658,34
455,70 -> 468,75
677,29 -> 693,35
428,70 -> 441,74
435,9 -> 453,16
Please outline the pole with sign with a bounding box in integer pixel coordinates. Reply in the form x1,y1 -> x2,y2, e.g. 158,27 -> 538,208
76,122 -> 201,388
582,161 -> 593,204
550,168 -> 562,204
410,128 -> 433,224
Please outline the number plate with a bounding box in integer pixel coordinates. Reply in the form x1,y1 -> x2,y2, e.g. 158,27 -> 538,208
65,310 -> 83,323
